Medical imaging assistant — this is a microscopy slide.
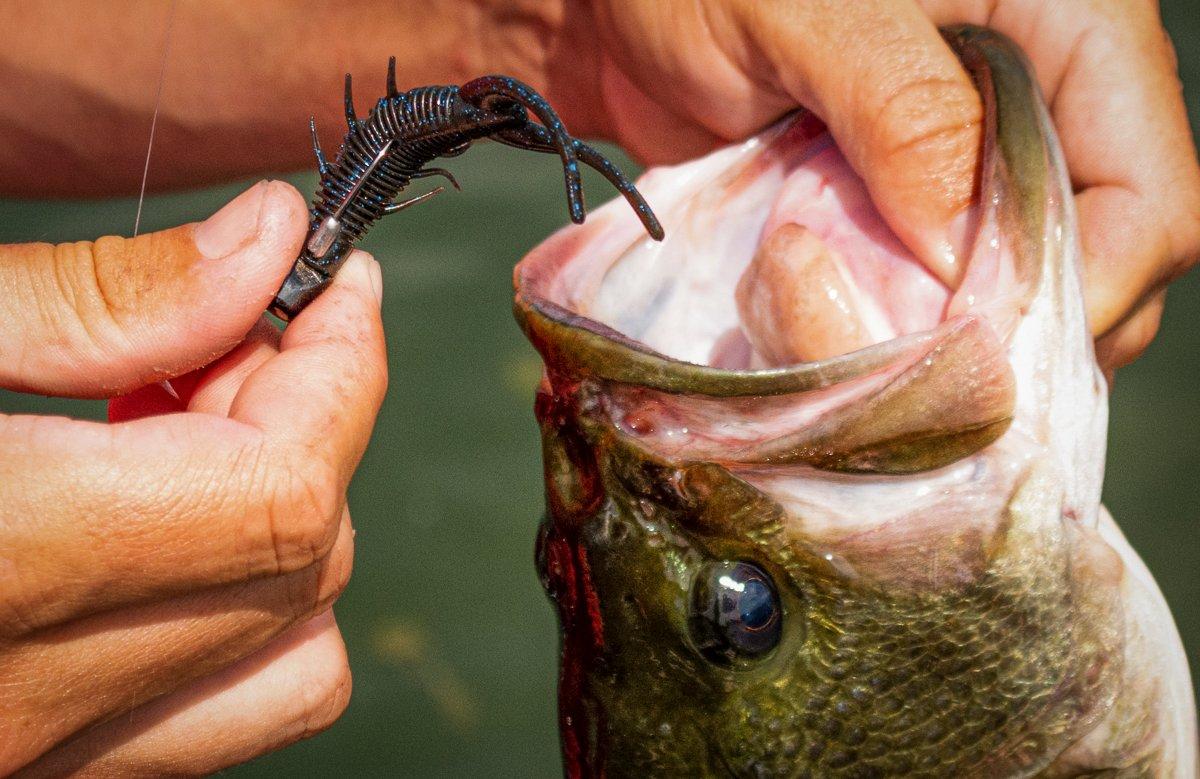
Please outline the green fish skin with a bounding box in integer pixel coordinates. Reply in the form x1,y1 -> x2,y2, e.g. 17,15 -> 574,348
515,26 -> 1197,778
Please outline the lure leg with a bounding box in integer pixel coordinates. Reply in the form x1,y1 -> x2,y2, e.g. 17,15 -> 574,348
411,167 -> 462,191
440,142 -> 472,158
309,117 -> 330,175
491,124 -> 664,240
382,186 -> 445,215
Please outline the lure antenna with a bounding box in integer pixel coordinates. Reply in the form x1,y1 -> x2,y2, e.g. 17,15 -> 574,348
344,73 -> 358,128
386,56 -> 398,98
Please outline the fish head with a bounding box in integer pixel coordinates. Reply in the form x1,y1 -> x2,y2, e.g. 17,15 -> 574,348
517,26 -> 1189,778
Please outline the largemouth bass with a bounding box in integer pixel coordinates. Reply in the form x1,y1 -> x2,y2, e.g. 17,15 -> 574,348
515,26 -> 1197,777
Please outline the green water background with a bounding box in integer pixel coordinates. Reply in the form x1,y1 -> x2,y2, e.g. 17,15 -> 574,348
0,5 -> 1196,775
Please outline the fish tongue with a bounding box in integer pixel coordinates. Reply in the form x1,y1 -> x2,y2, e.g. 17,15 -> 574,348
735,222 -> 894,365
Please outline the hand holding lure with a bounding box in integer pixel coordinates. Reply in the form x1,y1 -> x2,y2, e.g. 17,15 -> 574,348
270,59 -> 665,320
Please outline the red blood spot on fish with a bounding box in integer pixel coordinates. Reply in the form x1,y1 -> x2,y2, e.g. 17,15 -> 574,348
543,524 -> 609,778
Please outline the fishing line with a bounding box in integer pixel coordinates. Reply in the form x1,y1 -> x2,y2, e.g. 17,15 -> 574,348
138,0 -> 180,400
134,0 -> 177,238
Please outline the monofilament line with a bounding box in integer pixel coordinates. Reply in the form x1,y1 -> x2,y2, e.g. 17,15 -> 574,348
139,0 -> 181,402
133,0 -> 177,239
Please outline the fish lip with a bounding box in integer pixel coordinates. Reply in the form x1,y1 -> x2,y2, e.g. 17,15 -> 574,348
514,291 -> 942,398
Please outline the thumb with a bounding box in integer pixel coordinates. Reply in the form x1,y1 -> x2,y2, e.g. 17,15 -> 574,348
0,180 -> 307,398
737,0 -> 980,285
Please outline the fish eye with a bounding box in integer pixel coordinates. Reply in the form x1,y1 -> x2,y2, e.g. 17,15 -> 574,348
689,560 -> 782,665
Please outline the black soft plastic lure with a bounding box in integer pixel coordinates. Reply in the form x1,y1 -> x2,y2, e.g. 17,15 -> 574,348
269,59 -> 664,320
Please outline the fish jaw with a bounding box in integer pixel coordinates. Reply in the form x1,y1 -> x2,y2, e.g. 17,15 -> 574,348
519,25 -> 1196,777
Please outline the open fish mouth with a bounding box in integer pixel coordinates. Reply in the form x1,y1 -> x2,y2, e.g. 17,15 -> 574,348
517,26 -> 1196,779
514,25 -> 1062,478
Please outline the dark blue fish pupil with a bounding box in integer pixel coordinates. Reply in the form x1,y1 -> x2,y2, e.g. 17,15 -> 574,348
738,578 -> 774,631
689,560 -> 782,664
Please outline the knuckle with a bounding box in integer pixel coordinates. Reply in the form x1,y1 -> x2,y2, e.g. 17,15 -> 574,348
86,236 -> 140,318
1175,188 -> 1200,275
1098,302 -> 1163,370
873,76 -> 982,166
36,228 -> 191,350
0,580 -> 43,638
866,76 -> 982,206
31,240 -> 117,354
315,520 -> 355,610
257,453 -> 344,576
53,237 -> 135,336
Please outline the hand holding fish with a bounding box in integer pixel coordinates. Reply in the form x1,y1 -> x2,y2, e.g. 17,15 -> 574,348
0,183 -> 386,774
568,0 -> 1200,370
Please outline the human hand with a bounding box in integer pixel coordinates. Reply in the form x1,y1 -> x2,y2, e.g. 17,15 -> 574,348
0,182 -> 387,774
546,0 -> 1200,369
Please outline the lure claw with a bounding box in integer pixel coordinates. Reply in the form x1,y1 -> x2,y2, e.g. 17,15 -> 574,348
412,167 -> 462,191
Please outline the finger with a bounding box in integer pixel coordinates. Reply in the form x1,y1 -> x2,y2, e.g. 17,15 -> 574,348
1094,291 -> 1166,376
229,250 -> 388,486
2,264 -> 378,634
107,318 -> 282,423
0,410 -> 338,636
730,0 -> 982,284
0,180 -> 307,397
18,612 -> 350,778
921,0 -> 1200,336
0,510 -> 353,774
188,318 -> 283,416
596,52 -> 728,164
1060,5 -> 1200,337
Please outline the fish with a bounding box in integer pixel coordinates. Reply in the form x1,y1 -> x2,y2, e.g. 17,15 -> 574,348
513,25 -> 1198,778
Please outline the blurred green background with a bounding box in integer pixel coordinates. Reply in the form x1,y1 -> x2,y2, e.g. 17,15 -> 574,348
1,4 -> 1197,776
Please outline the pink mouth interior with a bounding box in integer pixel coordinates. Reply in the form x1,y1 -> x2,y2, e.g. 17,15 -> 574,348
524,115 -> 1005,371
519,110 -> 1033,391
748,132 -> 955,352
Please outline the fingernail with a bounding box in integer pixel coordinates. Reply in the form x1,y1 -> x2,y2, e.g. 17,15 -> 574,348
194,181 -> 268,259
338,251 -> 383,305
368,259 -> 384,305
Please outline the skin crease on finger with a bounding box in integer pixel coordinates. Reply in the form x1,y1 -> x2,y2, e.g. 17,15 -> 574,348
18,611 -> 353,778
0,511 -> 353,774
